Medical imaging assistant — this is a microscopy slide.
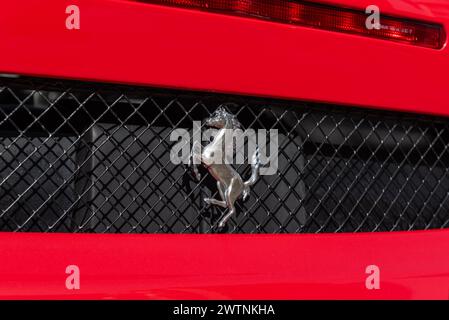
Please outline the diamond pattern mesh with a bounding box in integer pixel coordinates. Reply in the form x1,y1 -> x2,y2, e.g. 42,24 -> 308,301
1,77 -> 449,233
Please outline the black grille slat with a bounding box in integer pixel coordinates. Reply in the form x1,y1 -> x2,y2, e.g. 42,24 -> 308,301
1,77 -> 449,233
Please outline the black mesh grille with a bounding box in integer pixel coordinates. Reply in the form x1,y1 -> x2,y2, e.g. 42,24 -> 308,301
1,77 -> 449,233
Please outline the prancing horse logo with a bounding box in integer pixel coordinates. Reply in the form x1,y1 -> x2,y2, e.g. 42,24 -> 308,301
189,107 -> 260,228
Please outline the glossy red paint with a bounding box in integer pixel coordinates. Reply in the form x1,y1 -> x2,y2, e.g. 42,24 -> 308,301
0,231 -> 449,299
0,0 -> 448,116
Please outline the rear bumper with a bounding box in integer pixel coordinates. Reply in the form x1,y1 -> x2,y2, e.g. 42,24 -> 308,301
1,231 -> 449,299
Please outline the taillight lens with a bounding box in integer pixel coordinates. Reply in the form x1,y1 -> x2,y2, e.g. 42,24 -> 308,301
139,0 -> 445,49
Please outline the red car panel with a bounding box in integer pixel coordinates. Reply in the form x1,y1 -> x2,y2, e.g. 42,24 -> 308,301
0,0 -> 448,116
0,231 -> 449,300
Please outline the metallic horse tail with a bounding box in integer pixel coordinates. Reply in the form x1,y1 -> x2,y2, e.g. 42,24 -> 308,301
243,146 -> 260,200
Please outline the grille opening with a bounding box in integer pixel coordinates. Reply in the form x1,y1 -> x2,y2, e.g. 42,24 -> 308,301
1,77 -> 449,233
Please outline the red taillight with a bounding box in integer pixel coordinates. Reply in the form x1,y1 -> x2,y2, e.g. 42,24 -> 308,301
139,0 -> 445,49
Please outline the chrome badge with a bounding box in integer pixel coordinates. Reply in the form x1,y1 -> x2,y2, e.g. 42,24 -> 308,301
189,107 -> 260,228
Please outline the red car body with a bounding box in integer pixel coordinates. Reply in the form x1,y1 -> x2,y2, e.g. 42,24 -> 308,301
0,0 -> 448,299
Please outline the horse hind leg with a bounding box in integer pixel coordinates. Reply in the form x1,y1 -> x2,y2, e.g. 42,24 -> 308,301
218,179 -> 240,228
217,181 -> 226,202
218,201 -> 236,228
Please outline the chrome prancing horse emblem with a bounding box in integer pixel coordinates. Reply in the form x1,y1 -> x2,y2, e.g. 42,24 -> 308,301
189,107 -> 260,228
